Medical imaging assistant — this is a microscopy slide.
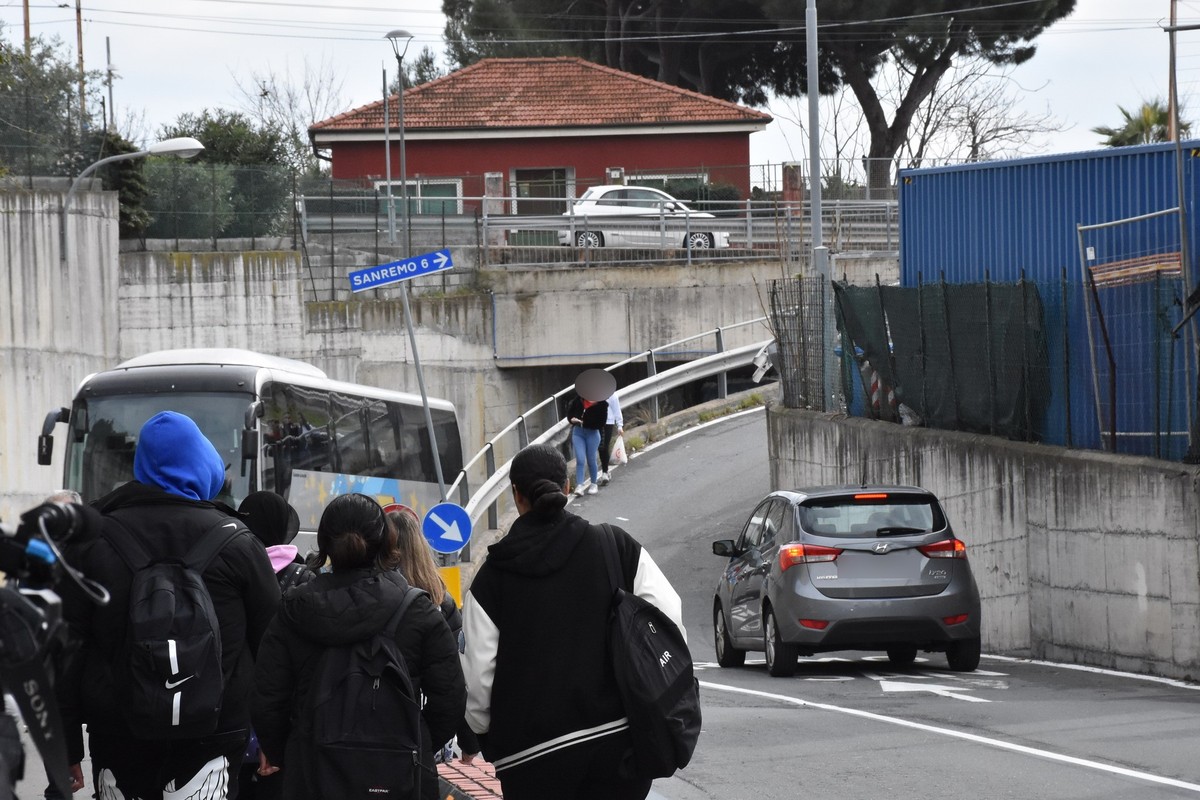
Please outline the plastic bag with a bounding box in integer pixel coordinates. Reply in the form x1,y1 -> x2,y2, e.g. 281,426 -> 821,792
611,433 -> 629,466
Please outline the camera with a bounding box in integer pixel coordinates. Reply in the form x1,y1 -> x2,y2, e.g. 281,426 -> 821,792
0,503 -> 109,800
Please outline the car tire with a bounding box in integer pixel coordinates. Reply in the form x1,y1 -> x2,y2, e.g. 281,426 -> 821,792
576,230 -> 604,248
946,636 -> 981,672
685,232 -> 714,249
886,645 -> 918,666
714,603 -> 745,668
764,607 -> 797,677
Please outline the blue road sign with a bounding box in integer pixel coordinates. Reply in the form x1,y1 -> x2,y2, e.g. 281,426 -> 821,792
422,502 -> 473,554
348,248 -> 454,292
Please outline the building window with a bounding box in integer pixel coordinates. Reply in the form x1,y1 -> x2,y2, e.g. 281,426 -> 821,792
373,178 -> 463,215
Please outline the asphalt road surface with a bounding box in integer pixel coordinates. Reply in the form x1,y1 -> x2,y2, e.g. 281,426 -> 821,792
575,408 -> 1200,800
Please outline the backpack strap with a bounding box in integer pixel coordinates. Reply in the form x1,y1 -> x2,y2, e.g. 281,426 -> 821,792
382,586 -> 428,640
600,523 -> 624,595
184,517 -> 247,574
103,516 -> 244,574
102,518 -> 153,573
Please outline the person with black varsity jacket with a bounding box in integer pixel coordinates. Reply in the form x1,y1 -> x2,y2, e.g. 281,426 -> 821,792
461,443 -> 686,800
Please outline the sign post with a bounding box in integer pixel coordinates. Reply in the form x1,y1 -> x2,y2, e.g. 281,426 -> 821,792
348,247 -> 455,501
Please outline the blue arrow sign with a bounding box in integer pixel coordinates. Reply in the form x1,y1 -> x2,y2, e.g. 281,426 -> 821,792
422,502 -> 473,554
348,248 -> 454,292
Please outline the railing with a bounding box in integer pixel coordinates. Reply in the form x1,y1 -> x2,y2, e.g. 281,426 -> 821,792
295,194 -> 898,272
445,317 -> 773,549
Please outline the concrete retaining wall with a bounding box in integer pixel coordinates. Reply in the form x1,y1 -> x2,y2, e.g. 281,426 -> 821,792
768,405 -> 1200,680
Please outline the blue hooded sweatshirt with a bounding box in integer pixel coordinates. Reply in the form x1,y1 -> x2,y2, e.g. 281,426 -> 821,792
132,411 -> 226,501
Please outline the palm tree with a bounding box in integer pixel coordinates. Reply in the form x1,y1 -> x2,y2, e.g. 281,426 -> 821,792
1092,99 -> 1191,146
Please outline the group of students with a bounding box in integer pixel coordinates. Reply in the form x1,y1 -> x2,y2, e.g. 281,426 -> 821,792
48,407 -> 684,800
567,388 -> 624,496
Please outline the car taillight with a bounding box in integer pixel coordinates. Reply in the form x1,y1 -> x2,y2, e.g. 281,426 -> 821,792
779,543 -> 842,571
943,613 -> 970,626
918,539 -> 967,559
799,619 -> 829,630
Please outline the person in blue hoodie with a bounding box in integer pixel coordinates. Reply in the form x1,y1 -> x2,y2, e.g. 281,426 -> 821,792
58,411 -> 280,800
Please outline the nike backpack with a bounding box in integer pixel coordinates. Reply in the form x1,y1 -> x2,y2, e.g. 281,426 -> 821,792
600,524 -> 702,779
303,587 -> 427,799
105,518 -> 245,738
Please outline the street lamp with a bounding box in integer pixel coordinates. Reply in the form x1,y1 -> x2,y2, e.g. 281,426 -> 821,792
382,28 -> 447,501
385,28 -> 414,255
60,136 -> 204,263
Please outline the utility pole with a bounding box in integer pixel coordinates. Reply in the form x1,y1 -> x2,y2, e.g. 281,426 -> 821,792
105,37 -> 115,131
23,0 -> 30,57
807,0 -> 835,411
1169,0 -> 1179,141
74,0 -> 85,136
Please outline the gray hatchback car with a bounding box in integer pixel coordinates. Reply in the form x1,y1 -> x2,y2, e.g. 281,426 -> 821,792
711,485 -> 981,676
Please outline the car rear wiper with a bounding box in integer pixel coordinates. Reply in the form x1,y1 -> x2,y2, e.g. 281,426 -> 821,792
876,526 -> 926,536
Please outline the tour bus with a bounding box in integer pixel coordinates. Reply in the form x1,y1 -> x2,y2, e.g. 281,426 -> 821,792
37,348 -> 464,554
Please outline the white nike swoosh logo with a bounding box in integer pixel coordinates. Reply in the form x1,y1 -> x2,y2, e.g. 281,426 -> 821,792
223,523 -> 238,529
165,675 -> 194,690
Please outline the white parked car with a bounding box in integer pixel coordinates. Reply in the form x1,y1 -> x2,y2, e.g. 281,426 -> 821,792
558,185 -> 730,249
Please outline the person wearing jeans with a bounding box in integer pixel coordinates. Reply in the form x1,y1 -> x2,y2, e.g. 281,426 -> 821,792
567,393 -> 608,495
598,392 -> 623,486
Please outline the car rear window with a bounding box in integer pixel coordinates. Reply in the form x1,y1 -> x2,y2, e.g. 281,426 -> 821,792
798,492 -> 947,538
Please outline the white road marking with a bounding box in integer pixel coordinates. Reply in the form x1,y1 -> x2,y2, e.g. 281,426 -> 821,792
985,654 -> 1200,690
878,679 -> 988,702
700,680 -> 1200,792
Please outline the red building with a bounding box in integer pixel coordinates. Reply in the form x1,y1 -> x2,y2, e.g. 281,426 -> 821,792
308,57 -> 772,212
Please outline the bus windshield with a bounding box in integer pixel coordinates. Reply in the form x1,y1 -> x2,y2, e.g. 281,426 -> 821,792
66,391 -> 254,504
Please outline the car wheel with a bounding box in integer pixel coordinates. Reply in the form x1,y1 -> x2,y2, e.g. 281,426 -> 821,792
946,636 -> 981,672
886,645 -> 918,666
764,607 -> 797,677
576,230 -> 604,248
714,602 -> 745,668
685,232 -> 714,249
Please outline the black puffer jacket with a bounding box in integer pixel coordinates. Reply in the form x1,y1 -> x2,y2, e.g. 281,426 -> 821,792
59,482 -> 281,763
253,568 -> 466,800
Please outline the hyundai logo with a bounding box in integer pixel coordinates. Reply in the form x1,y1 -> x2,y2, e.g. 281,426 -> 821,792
872,542 -> 890,554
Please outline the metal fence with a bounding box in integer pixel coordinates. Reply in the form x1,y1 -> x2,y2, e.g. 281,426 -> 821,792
447,318 -> 773,550
769,271 -> 1196,461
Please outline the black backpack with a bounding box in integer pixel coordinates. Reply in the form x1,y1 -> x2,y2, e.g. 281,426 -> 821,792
600,524 -> 702,779
303,586 -> 426,799
105,517 -> 245,738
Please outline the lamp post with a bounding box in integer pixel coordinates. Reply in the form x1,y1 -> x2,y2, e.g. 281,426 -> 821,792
383,29 -> 447,501
61,136 -> 204,263
386,29 -> 414,256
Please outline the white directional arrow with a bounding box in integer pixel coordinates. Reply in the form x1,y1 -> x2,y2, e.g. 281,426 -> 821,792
429,512 -> 464,542
434,251 -> 449,269
879,680 -> 989,702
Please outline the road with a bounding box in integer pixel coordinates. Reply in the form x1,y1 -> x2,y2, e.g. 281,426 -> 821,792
573,408 -> 1200,800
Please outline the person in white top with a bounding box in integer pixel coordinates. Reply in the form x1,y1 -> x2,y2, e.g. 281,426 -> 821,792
598,391 -> 623,486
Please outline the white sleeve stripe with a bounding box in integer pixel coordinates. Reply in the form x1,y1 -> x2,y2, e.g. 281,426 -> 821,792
633,548 -> 687,643
461,591 -> 499,735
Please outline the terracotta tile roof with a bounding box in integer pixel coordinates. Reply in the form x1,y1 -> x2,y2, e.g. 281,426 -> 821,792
310,57 -> 771,134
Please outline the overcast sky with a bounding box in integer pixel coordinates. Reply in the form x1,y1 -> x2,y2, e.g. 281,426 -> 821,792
5,0 -> 1199,167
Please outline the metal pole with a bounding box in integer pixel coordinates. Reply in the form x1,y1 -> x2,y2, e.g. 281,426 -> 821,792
385,45 -> 447,500
807,0 -> 835,410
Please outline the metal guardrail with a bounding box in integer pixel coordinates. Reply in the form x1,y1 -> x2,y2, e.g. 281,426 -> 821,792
446,317 -> 773,546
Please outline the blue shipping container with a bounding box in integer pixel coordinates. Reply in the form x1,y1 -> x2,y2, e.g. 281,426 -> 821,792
898,142 -> 1199,459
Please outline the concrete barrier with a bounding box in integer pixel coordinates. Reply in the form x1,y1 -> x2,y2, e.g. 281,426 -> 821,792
768,403 -> 1200,680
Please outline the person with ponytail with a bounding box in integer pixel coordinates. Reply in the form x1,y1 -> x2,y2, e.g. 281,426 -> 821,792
460,443 -> 685,800
252,493 -> 466,800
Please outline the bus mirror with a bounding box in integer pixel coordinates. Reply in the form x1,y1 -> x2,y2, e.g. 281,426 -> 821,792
241,428 -> 260,462
244,400 -> 264,430
37,407 -> 69,466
